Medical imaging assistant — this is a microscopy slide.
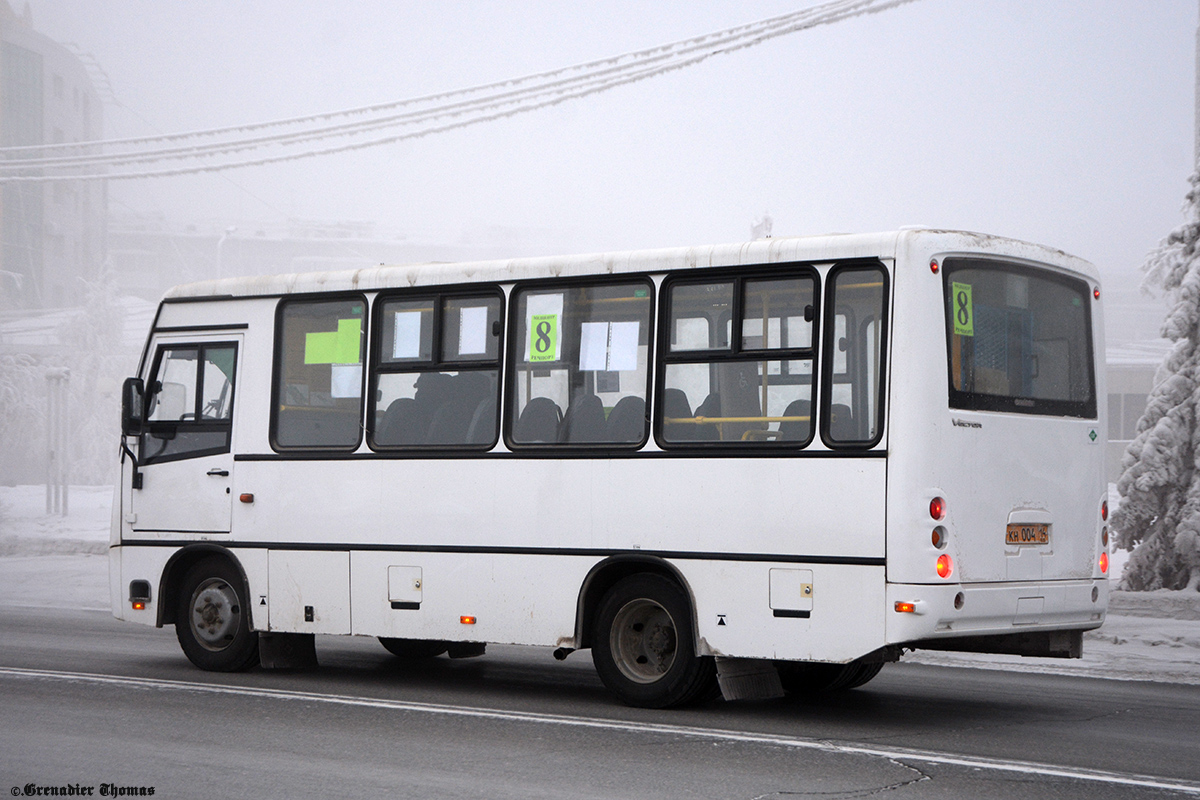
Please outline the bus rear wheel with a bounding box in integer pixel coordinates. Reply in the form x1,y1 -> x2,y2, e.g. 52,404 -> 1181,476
591,574 -> 716,708
175,557 -> 259,672
378,638 -> 449,659
777,659 -> 884,694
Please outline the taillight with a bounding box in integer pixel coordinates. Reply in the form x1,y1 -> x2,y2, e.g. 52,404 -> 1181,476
930,497 -> 946,521
1099,552 -> 1109,574
936,554 -> 953,579
1101,500 -> 1108,522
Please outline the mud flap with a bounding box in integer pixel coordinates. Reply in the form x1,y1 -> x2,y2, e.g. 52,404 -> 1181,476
715,657 -> 784,701
259,632 -> 318,669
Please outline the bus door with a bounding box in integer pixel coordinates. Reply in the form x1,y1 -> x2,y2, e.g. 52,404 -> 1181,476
130,335 -> 241,534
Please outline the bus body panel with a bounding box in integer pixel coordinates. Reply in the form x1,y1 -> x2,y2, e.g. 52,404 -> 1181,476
886,235 -> 1107,585
232,457 -> 884,559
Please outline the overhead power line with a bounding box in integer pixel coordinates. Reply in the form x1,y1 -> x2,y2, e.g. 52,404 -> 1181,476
0,0 -> 914,183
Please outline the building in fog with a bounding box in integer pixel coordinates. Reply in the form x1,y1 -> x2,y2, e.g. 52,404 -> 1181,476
0,1 -> 106,310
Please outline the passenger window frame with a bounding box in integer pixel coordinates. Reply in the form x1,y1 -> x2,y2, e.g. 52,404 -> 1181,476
655,265 -> 820,451
503,275 -> 656,451
270,293 -> 369,453
367,285 -> 505,451
819,261 -> 889,449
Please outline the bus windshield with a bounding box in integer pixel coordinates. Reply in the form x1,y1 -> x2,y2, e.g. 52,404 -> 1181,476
944,258 -> 1096,418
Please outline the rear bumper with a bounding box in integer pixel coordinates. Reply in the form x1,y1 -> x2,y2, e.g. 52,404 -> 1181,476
885,578 -> 1107,651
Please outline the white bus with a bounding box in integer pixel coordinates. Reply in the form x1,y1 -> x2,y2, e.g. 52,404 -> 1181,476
111,229 -> 1109,708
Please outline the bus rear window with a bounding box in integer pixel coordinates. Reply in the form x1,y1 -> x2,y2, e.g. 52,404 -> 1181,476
944,258 -> 1095,418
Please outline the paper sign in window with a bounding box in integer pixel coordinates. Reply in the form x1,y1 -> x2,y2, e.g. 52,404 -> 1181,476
529,314 -> 559,363
330,364 -> 362,398
524,294 -> 563,361
579,321 -> 639,371
951,282 -> 974,337
305,318 -> 361,365
607,322 -> 639,371
392,311 -> 423,359
578,322 -> 610,372
459,306 -> 489,356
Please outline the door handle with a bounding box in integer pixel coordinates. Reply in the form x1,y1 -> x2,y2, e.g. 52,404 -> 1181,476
206,469 -> 230,477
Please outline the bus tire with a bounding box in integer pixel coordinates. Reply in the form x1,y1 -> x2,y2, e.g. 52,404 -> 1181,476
834,661 -> 884,690
591,573 -> 716,708
777,659 -> 884,694
378,638 -> 448,659
175,556 -> 259,672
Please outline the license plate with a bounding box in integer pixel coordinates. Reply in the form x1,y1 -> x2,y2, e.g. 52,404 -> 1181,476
1006,522 -> 1050,545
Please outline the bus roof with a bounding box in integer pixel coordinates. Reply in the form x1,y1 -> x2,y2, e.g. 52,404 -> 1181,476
163,228 -> 1097,301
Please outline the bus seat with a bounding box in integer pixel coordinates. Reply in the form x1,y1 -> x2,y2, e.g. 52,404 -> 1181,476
514,396 -> 562,443
427,398 -> 476,444
465,396 -> 498,444
663,388 -> 696,441
562,393 -> 607,443
829,403 -> 855,441
376,397 -> 425,445
605,396 -> 645,443
780,399 -> 811,441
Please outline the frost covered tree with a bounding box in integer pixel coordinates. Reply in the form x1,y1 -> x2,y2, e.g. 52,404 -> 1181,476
1112,171 -> 1200,592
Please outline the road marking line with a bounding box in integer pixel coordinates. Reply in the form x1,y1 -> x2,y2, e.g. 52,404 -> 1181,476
3,665 -> 1198,795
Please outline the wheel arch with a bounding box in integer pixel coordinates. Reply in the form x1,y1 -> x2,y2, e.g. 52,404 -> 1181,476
157,544 -> 254,630
574,555 -> 697,651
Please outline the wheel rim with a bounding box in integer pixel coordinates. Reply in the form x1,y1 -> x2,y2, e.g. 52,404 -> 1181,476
609,597 -> 678,684
189,577 -> 242,651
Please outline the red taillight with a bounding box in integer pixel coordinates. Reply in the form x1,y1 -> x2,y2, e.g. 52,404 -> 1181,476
1100,552 -> 1109,574
930,497 -> 946,520
1101,500 -> 1108,521
936,554 -> 953,579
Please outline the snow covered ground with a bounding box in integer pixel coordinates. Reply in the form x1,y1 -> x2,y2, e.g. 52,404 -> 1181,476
2,484 -> 1198,685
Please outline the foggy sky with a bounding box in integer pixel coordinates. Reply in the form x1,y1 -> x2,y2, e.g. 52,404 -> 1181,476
29,0 -> 1199,282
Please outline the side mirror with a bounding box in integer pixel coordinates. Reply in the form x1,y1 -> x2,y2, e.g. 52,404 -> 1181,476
121,377 -> 145,436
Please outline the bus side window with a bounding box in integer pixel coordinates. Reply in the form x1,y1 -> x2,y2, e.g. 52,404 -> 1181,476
508,281 -> 653,447
273,297 -> 367,450
659,273 -> 816,446
142,343 -> 237,464
822,265 -> 887,446
370,293 -> 502,449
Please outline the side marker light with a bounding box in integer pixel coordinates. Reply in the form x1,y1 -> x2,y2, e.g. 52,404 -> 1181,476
936,554 -> 953,579
131,600 -> 145,611
1094,287 -> 1101,300
460,616 -> 477,625
930,259 -> 939,274
894,601 -> 916,613
240,493 -> 254,504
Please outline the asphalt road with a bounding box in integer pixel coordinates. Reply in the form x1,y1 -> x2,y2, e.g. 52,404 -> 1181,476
2,606 -> 1199,799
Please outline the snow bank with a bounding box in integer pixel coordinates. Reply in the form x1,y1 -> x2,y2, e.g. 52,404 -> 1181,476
2,485 -> 1198,684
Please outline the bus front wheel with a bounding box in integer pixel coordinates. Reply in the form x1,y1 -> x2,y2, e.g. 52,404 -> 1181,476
591,574 -> 717,708
175,557 -> 259,672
